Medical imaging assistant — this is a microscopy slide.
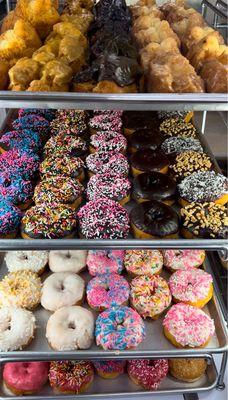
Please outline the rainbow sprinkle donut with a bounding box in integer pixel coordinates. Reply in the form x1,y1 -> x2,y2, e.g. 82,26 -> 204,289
124,250 -> 163,276
86,273 -> 130,311
93,360 -> 126,379
87,250 -> 124,276
95,306 -> 145,350
0,199 -> 22,238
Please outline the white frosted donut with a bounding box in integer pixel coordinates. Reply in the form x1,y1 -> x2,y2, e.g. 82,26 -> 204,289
0,307 -> 36,351
46,306 -> 94,351
41,272 -> 85,312
49,251 -> 87,273
5,251 -> 49,275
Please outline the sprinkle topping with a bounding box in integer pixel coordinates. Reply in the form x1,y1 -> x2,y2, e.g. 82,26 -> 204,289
128,359 -> 169,390
49,361 -> 93,392
0,173 -> 33,205
90,130 -> 127,153
161,137 -> 203,156
124,250 -> 163,276
86,151 -> 129,177
44,134 -> 87,158
87,173 -> 131,201
40,155 -> 84,178
34,176 -> 84,205
0,199 -> 22,235
170,151 -> 212,179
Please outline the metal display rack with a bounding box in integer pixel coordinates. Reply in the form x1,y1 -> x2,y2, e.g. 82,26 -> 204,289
0,0 -> 227,399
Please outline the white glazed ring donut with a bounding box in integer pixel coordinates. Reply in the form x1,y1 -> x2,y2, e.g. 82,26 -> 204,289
49,250 -> 87,273
41,272 -> 85,312
5,251 -> 48,275
46,306 -> 94,351
0,307 -> 36,351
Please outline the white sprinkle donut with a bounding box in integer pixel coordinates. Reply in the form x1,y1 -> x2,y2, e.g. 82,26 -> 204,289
46,306 -> 94,351
0,307 -> 36,351
5,251 -> 48,275
41,272 -> 85,312
49,250 -> 87,273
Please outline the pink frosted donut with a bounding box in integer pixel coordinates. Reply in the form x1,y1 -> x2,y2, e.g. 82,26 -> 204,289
87,250 -> 124,276
169,269 -> 213,308
86,273 -> 130,311
3,362 -> 49,395
162,250 -> 205,272
90,131 -> 127,154
93,360 -> 126,379
163,303 -> 215,348
128,359 -> 169,390
86,151 -> 129,177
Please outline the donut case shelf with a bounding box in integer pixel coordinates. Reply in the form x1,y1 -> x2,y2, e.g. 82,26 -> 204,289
0,0 -> 228,399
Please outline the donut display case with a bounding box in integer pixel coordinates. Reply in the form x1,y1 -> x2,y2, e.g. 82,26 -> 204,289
0,0 -> 227,399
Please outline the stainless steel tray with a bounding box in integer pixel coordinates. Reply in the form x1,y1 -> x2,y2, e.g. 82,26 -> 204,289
0,355 -> 218,399
0,252 -> 227,359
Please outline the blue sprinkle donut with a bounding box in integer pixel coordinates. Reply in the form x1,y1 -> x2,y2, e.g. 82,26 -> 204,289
18,109 -> 56,121
12,115 -> 50,142
0,130 -> 42,154
0,149 -> 40,180
86,273 -> 130,311
0,174 -> 33,209
95,306 -> 145,350
0,198 -> 22,238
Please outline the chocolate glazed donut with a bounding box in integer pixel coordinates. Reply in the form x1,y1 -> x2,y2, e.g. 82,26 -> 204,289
130,200 -> 179,239
132,172 -> 177,205
131,149 -> 170,176
128,128 -> 164,153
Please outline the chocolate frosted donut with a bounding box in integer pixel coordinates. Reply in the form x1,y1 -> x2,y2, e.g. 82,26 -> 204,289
123,111 -> 159,135
131,149 -> 169,176
169,151 -> 212,181
159,118 -> 197,138
128,129 -> 164,153
133,172 -> 176,205
130,200 -> 179,239
43,134 -> 88,159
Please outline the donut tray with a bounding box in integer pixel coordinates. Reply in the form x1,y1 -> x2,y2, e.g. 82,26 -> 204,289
0,252 -> 227,359
0,355 -> 218,399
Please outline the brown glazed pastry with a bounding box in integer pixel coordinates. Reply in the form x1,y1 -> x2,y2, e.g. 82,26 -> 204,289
131,149 -> 170,177
0,61 -> 9,90
169,359 -> 207,382
130,200 -> 179,239
132,171 -> 176,205
169,151 -> 212,181
123,111 -> 159,135
181,202 -> 228,239
200,53 -> 228,93
93,81 -> 137,94
128,128 -> 164,153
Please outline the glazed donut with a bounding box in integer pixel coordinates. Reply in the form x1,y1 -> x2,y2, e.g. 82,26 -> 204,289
163,303 -> 215,348
43,134 -> 88,159
77,198 -> 130,239
178,171 -> 228,206
130,200 -> 179,239
0,200 -> 22,239
170,151 -> 212,181
0,129 -> 42,154
131,149 -> 170,177
41,272 -> 85,312
0,174 -> 33,210
132,171 -> 177,205
40,155 -> 85,182
181,202 -> 228,239
169,269 -> 213,308
87,173 -> 131,205
95,306 -> 145,350
0,307 -> 36,351
130,275 -> 171,319
12,115 -> 50,143
89,113 -> 122,135
158,111 -> 193,122
46,306 -> 94,350
49,361 -> 94,394
162,250 -> 205,272
3,362 -> 49,395
90,131 -> 127,154
161,137 -> 203,159
5,251 -> 48,275
159,118 -> 197,138
86,151 -> 129,177
18,108 -> 56,121
128,128 -> 163,153
49,250 -> 87,273
93,360 -> 126,379
169,358 -> 207,382
87,250 -> 124,276
34,176 -> 84,209
124,250 -> 163,276
21,204 -> 77,239
0,271 -> 41,310
128,359 -> 169,390
0,149 -> 39,181
87,273 -> 130,311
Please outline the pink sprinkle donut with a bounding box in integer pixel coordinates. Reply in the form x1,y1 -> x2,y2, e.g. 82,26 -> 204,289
162,250 -> 205,272
87,173 -> 131,204
169,269 -> 213,308
77,198 -> 130,239
87,273 -> 130,311
163,303 -> 215,348
90,131 -> 127,154
89,114 -> 122,133
128,359 -> 169,390
93,360 -> 126,379
87,250 -> 125,276
86,151 -> 129,177
3,362 -> 49,395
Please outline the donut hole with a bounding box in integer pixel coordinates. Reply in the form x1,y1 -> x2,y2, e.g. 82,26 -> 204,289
59,283 -> 65,291
65,252 -> 71,259
22,255 -> 28,260
68,321 -> 76,330
174,250 -> 182,256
